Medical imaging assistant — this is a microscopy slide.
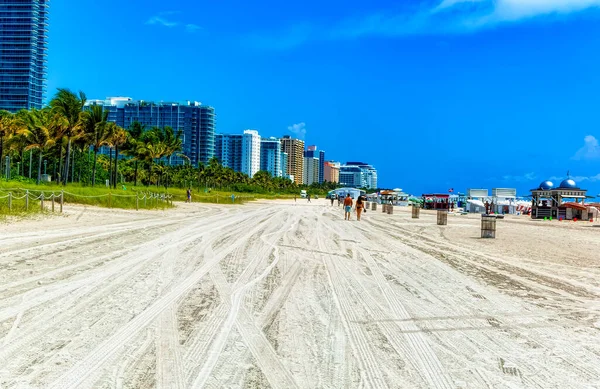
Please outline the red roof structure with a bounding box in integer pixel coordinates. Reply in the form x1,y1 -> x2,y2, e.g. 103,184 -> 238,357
560,202 -> 587,211
422,194 -> 449,198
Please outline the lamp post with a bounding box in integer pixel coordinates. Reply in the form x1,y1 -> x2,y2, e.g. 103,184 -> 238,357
44,159 -> 47,175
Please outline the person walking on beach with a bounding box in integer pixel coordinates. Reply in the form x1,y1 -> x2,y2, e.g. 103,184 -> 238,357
330,195 -> 335,206
294,195 -> 297,203
356,195 -> 365,221
186,188 -> 192,203
307,194 -> 311,203
343,194 -> 353,220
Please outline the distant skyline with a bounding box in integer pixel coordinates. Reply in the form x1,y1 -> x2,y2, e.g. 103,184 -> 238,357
47,0 -> 600,196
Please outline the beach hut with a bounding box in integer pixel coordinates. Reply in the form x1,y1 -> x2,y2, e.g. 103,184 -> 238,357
380,190 -> 397,205
530,177 -> 589,220
492,188 -> 517,214
392,189 -> 410,206
466,199 -> 486,214
333,187 -> 365,200
422,194 -> 450,210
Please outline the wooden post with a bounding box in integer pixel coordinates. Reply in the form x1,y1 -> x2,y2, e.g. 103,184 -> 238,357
60,190 -> 64,213
40,192 -> 44,211
25,190 -> 29,211
52,194 -> 55,212
136,195 -> 139,211
8,192 -> 12,212
144,193 -> 147,207
108,192 -> 112,208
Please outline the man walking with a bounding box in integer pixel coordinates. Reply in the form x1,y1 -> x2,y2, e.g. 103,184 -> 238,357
307,194 -> 311,203
343,194 -> 353,220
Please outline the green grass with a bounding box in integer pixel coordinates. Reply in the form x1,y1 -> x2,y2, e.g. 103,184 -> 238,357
0,181 -> 172,212
0,180 -> 297,214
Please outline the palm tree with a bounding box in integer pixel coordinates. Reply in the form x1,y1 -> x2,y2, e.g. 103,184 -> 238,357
5,112 -> 28,176
109,125 -> 127,189
50,88 -> 86,185
81,105 -> 109,186
17,109 -> 58,184
122,121 -> 145,186
0,111 -> 18,176
162,126 -> 183,164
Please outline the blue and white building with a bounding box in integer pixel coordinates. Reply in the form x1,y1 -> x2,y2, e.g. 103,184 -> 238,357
241,130 -> 261,178
86,97 -> 216,166
260,137 -> 282,177
215,133 -> 242,171
339,162 -> 378,189
0,0 -> 49,112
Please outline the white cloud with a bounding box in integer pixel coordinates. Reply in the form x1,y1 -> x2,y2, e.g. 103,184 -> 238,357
146,16 -> 179,28
493,0 -> 600,21
571,174 -> 600,182
287,122 -> 307,140
550,173 -> 600,182
502,172 -> 537,182
146,12 -> 200,33
186,24 -> 202,33
573,135 -> 600,160
250,0 -> 600,49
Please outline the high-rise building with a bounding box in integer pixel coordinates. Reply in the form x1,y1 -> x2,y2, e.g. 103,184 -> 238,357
215,133 -> 242,171
339,165 -> 362,188
0,0 -> 49,112
280,152 -> 289,179
304,145 -> 325,184
303,156 -> 319,186
86,97 -> 216,166
318,150 -> 325,184
324,161 -> 340,183
340,162 -> 378,189
241,129 -> 261,178
260,137 -> 281,177
280,135 -> 304,185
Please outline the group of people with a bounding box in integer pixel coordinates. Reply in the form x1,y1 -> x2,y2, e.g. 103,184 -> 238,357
342,194 -> 367,221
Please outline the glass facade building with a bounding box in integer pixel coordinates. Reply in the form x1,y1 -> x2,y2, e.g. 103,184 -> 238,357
215,133 -> 242,172
0,0 -> 49,112
260,137 -> 282,177
86,97 -> 215,166
304,145 -> 325,183
340,162 -> 378,189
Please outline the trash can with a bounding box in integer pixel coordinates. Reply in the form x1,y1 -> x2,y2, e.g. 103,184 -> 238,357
372,202 -> 377,211
412,206 -> 420,219
481,215 -> 496,238
437,210 -> 448,225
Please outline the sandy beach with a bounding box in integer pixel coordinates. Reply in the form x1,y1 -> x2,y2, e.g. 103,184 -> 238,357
1,201 -> 599,389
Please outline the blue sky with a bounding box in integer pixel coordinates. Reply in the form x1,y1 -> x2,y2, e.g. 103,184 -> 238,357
47,0 -> 600,196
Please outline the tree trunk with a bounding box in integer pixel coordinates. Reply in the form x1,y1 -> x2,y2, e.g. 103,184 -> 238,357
29,150 -> 32,178
37,151 -> 42,185
134,160 -> 138,187
108,147 -> 113,187
63,138 -> 71,186
58,146 -> 63,183
113,144 -> 119,189
92,148 -> 98,186
0,136 -> 3,177
78,150 -> 82,183
71,148 -> 76,183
